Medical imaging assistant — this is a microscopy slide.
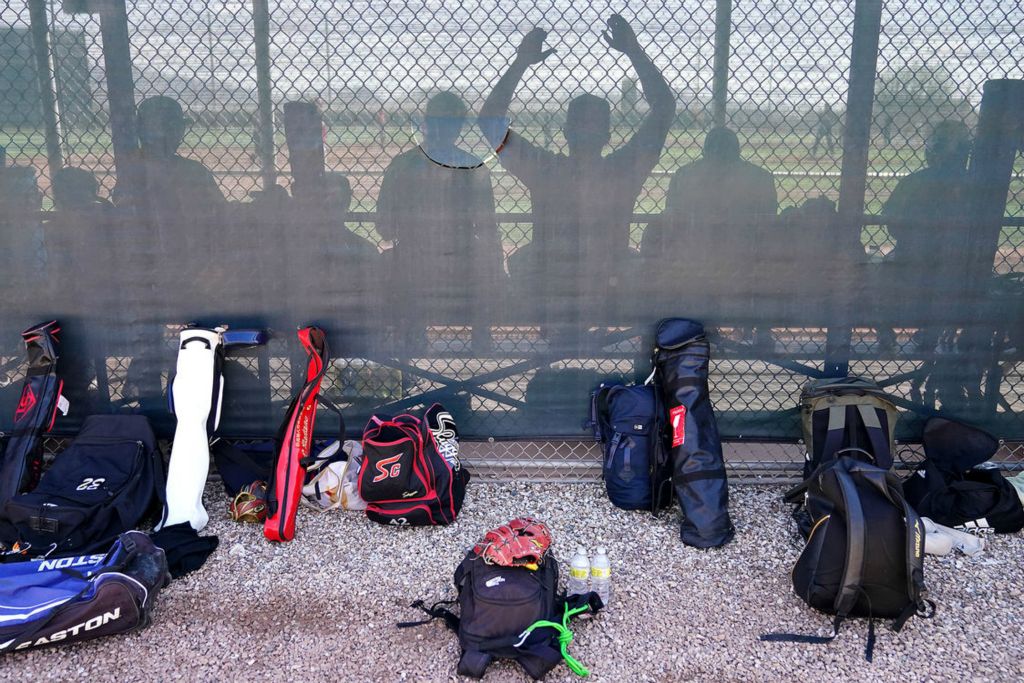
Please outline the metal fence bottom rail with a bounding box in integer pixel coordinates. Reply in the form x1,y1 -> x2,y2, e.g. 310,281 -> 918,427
37,438 -> 1015,485
461,439 -> 1024,485
40,436 -> 1023,486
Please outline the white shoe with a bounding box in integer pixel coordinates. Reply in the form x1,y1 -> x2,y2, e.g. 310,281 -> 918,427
922,517 -> 985,557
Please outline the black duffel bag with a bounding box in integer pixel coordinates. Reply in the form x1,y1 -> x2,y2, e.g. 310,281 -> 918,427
904,417 -> 1024,534
1,415 -> 166,556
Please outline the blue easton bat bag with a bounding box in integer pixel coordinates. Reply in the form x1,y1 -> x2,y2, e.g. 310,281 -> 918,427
0,531 -> 170,654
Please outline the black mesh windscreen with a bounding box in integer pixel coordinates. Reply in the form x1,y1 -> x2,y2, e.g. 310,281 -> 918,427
0,1 -> 1021,441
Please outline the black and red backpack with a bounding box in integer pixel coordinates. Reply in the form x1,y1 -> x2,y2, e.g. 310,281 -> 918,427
358,404 -> 469,526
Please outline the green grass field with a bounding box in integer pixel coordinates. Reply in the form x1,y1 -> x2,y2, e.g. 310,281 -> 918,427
5,123 -> 1022,251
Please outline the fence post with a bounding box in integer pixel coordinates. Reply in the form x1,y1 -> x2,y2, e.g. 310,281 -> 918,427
97,0 -> 140,199
28,0 -> 64,179
252,0 -> 277,190
827,0 -> 884,377
711,0 -> 732,127
968,80 -> 1024,281
967,79 -> 1024,416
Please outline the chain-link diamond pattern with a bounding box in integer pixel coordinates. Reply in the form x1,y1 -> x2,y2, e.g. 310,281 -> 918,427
3,1 -> 1023,476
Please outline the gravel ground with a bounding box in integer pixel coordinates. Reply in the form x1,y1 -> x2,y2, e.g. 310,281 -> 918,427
2,480 -> 1022,682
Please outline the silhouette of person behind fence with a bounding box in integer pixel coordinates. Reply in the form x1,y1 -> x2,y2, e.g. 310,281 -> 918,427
768,196 -> 864,319
110,96 -> 227,414
0,166 -> 44,329
44,168 -> 116,413
376,91 -> 504,353
52,167 -> 111,212
480,15 -> 675,346
114,96 -> 225,221
45,168 -> 111,283
643,126 -> 776,323
812,104 -> 838,156
881,120 -> 973,350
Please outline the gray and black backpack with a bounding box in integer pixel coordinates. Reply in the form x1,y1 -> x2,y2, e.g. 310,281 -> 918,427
765,455 -> 934,660
799,376 -> 900,478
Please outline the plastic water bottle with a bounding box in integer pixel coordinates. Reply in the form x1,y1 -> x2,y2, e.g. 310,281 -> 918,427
590,547 -> 612,607
567,547 -> 590,597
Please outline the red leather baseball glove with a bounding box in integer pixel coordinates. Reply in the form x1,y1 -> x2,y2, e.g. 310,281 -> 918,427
473,517 -> 552,567
229,481 -> 268,523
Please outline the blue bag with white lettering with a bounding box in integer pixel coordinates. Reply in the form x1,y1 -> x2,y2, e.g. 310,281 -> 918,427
0,531 -> 170,654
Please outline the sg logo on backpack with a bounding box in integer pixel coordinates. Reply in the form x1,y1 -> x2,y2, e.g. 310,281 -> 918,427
75,477 -> 106,491
372,455 -> 402,483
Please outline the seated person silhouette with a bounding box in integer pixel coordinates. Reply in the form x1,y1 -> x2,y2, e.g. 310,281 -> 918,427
45,167 -> 112,280
770,197 -> 865,318
881,120 -> 972,350
0,166 -> 44,318
480,15 -> 675,347
377,91 -> 504,353
644,127 -> 776,325
53,167 -> 112,212
44,167 -> 115,413
322,172 -> 378,259
114,96 -> 225,220
113,96 -> 226,293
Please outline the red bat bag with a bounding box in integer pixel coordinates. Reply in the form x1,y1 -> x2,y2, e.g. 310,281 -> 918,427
263,326 -> 330,542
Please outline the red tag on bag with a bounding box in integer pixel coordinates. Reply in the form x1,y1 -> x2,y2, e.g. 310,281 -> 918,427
669,405 -> 686,447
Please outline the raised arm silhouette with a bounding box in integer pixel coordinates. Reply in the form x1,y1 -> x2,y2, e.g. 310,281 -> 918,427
480,15 -> 675,347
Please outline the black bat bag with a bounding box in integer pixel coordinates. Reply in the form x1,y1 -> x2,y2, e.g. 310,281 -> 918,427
652,318 -> 734,548
0,321 -> 64,511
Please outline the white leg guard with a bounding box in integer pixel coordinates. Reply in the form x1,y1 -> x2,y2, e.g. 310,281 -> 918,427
159,327 -> 223,532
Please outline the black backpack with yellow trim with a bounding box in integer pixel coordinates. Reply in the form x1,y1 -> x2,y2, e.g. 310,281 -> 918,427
763,454 -> 934,660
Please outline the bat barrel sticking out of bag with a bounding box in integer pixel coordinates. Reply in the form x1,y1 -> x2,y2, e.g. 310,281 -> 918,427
159,325 -> 267,533
222,329 -> 269,348
264,326 -> 330,542
0,321 -> 64,513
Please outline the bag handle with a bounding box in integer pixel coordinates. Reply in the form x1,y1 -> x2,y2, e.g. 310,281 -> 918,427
833,446 -> 874,461
297,398 -> 347,469
586,385 -> 613,441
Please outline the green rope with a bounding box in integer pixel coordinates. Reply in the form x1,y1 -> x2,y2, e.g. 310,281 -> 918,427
520,603 -> 593,677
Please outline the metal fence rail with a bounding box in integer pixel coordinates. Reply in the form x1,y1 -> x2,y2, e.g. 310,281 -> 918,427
3,1 -> 1024,475
38,435 -> 1023,484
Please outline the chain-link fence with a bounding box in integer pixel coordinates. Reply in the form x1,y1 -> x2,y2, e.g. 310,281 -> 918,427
2,1 -> 1023,479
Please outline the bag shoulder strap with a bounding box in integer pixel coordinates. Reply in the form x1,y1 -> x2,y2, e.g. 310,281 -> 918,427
298,398 -> 347,469
856,404 -> 892,469
820,405 -> 847,463
318,397 -> 346,440
833,466 -> 867,618
150,441 -> 169,527
396,598 -> 459,631
842,464 -> 932,631
587,385 -> 613,441
783,478 -> 809,505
